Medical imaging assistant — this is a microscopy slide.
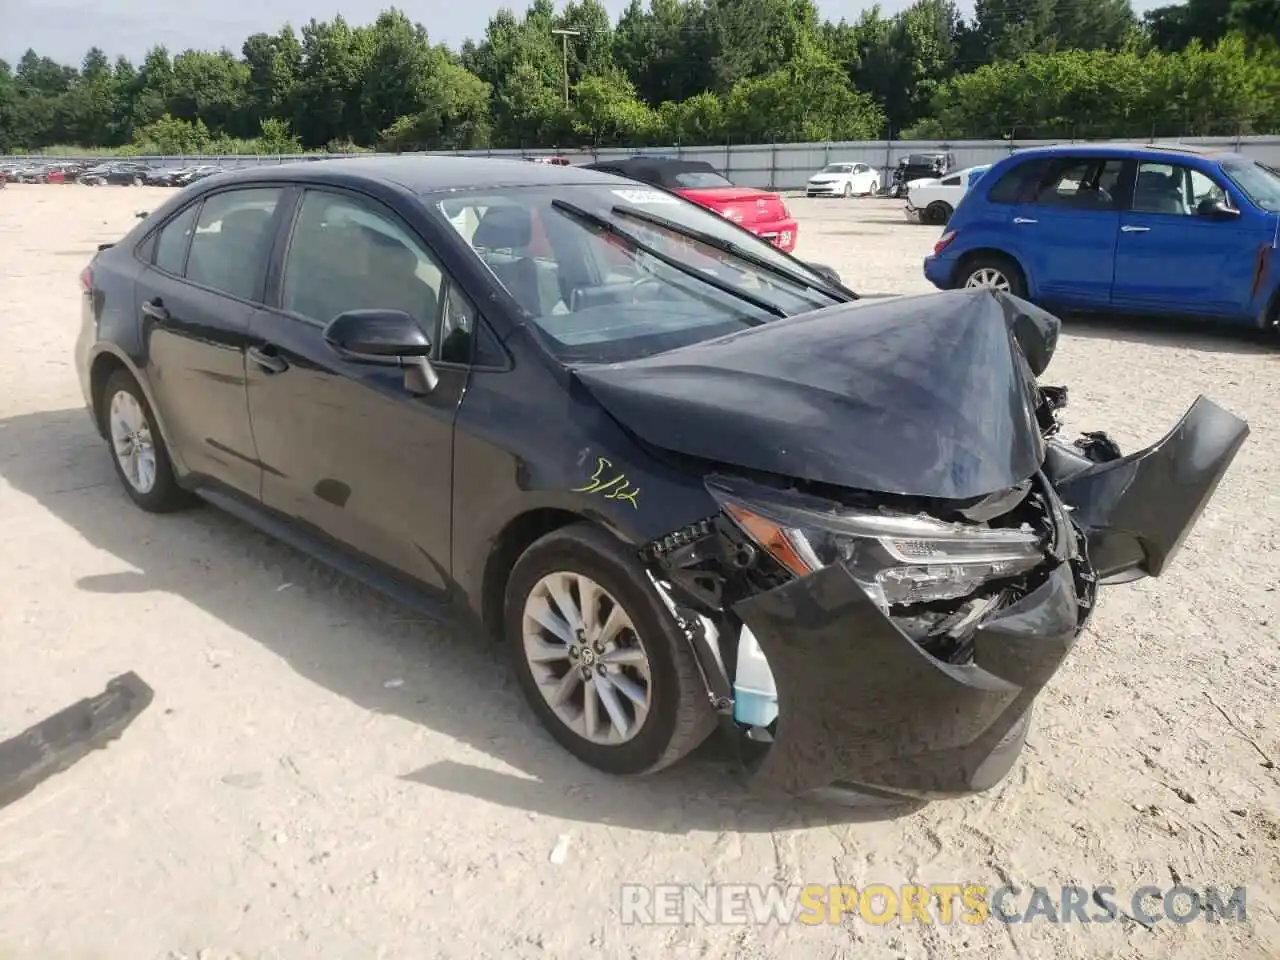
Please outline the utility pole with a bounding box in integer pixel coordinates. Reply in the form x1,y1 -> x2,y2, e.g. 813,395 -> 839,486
551,28 -> 580,108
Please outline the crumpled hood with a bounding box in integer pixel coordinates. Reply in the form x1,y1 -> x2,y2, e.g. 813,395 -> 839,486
571,288 -> 1062,501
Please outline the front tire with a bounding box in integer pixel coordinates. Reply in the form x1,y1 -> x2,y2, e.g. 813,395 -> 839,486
958,254 -> 1027,298
504,523 -> 716,775
842,181 -> 853,198
101,369 -> 192,513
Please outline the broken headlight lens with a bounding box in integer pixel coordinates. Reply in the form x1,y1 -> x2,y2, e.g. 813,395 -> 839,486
709,482 -> 1046,609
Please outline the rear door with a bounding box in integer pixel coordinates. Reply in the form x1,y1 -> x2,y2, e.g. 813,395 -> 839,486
1002,155 -> 1126,307
1111,160 -> 1267,316
137,186 -> 285,496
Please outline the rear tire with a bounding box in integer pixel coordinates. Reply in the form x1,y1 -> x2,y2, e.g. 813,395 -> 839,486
101,369 -> 193,513
925,201 -> 953,225
868,180 -> 879,196
504,523 -> 716,775
957,254 -> 1027,299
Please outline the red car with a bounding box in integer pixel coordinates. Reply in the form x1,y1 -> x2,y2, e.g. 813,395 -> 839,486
584,157 -> 798,253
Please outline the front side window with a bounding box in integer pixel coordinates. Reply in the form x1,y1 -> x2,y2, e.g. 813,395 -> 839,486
941,175 -> 961,186
153,203 -> 199,276
185,188 -> 281,300
281,190 -> 444,341
1133,161 -> 1230,216
436,184 -> 844,363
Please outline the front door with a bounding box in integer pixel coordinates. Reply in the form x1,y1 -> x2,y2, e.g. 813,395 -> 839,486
244,187 -> 468,594
1006,155 -> 1125,307
139,186 -> 284,496
1111,160 -> 1267,316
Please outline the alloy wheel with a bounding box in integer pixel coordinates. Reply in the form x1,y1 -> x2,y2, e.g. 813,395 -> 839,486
521,571 -> 652,744
109,390 -> 158,494
965,267 -> 1011,292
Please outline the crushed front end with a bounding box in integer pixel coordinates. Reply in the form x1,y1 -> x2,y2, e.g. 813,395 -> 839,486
640,387 -> 1248,803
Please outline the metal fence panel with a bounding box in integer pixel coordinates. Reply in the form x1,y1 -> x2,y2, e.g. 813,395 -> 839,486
8,135 -> 1280,190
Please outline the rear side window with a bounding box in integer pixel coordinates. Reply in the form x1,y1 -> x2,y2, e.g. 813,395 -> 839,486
1028,158 -> 1125,210
154,204 -> 198,275
987,158 -> 1054,204
185,188 -> 281,301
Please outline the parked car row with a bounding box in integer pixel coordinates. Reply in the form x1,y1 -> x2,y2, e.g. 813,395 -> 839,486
0,159 -> 228,187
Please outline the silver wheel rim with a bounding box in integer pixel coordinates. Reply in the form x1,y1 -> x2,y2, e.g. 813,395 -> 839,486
522,572 -> 652,745
965,267 -> 1011,291
109,390 -> 158,494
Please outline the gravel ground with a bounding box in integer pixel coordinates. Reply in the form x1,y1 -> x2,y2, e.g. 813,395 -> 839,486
1,185 -> 1277,960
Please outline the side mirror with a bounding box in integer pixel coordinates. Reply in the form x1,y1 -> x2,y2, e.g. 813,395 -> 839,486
1197,197 -> 1239,220
323,309 -> 438,394
324,308 -> 431,358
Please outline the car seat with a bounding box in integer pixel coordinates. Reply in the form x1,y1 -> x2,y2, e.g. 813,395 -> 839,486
1134,171 -> 1187,215
188,206 -> 273,298
352,225 -> 439,326
472,205 -> 560,317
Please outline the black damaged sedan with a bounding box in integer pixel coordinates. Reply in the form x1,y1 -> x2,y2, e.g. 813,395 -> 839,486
76,157 -> 1248,802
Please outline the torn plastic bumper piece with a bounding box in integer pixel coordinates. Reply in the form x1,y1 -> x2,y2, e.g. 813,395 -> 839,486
0,671 -> 154,811
1051,395 -> 1249,582
734,559 -> 1083,800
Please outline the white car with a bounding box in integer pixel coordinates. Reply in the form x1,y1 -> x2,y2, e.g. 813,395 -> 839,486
904,165 -> 990,224
805,162 -> 880,198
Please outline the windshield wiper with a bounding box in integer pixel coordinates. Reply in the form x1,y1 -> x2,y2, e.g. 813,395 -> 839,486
611,204 -> 859,302
550,199 -> 787,319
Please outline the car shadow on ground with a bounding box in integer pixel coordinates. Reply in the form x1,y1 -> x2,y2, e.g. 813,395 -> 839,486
0,407 -> 927,833
1060,311 -> 1278,356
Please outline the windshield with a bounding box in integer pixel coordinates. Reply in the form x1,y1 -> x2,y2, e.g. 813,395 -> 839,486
435,184 -> 842,363
821,164 -> 853,174
1221,160 -> 1280,212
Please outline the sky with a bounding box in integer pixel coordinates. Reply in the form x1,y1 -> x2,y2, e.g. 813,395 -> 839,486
3,0 -> 1167,67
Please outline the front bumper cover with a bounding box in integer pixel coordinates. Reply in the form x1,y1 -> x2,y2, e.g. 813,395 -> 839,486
706,395 -> 1248,801
735,546 -> 1086,800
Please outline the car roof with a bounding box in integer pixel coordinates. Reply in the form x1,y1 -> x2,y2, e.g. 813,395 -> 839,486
202,155 -> 627,195
1007,142 -> 1249,163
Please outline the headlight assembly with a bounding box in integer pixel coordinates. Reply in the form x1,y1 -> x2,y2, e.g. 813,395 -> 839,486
708,478 -> 1047,610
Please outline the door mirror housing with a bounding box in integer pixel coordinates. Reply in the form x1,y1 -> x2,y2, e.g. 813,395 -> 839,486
324,309 -> 432,359
1197,197 -> 1239,220
323,309 -> 438,395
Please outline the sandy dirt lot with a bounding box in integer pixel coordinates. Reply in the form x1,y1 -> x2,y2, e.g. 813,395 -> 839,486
1,183 -> 1277,960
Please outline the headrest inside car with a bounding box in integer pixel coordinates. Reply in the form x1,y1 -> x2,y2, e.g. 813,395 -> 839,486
473,204 -> 534,250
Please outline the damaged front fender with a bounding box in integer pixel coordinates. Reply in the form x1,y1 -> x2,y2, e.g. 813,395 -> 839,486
1050,395 -> 1249,582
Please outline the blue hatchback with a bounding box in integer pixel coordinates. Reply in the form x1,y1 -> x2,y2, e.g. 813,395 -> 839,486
923,143 -> 1280,331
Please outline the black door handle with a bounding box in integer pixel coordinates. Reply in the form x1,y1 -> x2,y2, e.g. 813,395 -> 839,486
141,298 -> 169,322
248,345 -> 289,374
